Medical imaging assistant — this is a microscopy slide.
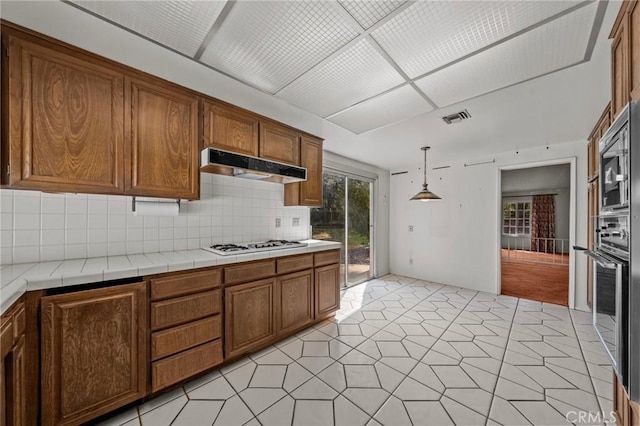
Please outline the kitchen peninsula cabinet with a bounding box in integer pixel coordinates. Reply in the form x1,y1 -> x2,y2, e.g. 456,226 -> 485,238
285,135 -> 324,207
125,76 -> 199,200
1,29 -> 125,194
1,298 -> 26,426
201,99 -> 260,157
225,278 -> 276,359
40,283 -> 147,426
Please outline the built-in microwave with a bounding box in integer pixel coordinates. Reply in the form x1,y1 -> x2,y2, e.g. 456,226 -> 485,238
600,114 -> 629,211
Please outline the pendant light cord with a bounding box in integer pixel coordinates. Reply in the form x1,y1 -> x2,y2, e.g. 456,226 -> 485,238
423,148 -> 427,186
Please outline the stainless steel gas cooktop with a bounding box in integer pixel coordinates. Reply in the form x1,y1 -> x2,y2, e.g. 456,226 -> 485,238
202,240 -> 307,256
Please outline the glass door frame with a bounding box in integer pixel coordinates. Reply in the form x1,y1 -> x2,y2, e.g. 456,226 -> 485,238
323,167 -> 376,287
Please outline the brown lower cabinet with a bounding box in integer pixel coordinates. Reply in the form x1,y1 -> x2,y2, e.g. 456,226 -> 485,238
148,269 -> 223,393
614,371 -> 640,425
1,299 -> 26,426
12,249 -> 340,426
315,263 -> 340,319
40,283 -> 147,426
276,270 -> 314,335
225,278 -> 276,359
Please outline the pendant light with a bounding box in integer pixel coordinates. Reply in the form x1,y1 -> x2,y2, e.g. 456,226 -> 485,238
410,146 -> 441,201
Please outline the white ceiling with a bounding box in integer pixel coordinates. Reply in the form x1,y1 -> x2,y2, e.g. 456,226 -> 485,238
67,0 -> 605,136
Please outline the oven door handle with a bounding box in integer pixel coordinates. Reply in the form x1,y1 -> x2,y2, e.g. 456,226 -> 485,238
574,246 -> 617,268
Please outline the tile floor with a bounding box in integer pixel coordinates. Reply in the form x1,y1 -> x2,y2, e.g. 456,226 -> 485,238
100,275 -> 614,426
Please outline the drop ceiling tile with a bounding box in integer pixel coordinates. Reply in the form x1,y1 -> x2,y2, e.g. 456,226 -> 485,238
414,3 -> 597,108
338,0 -> 408,29
372,0 -> 584,78
328,85 -> 433,134
277,38 -> 405,118
200,1 -> 360,94
71,1 -> 227,56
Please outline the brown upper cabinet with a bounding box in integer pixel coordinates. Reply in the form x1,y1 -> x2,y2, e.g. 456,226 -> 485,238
202,99 -> 260,157
1,23 -> 325,204
1,24 -> 200,199
610,0 -> 640,118
630,0 -> 640,100
285,135 -> 323,207
587,103 -> 611,181
2,30 -> 125,194
125,76 -> 199,199
259,121 -> 300,165
612,16 -> 630,119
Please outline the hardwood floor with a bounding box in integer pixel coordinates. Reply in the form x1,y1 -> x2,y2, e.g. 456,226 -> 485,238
501,249 -> 569,306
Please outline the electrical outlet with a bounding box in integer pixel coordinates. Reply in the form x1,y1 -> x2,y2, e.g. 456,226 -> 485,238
275,218 -> 281,228
408,225 -> 414,232
409,258 -> 413,265
292,218 -> 300,226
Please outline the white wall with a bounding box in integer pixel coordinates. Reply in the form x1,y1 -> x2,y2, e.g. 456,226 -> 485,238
390,140 -> 588,310
0,174 -> 309,264
323,152 -> 391,277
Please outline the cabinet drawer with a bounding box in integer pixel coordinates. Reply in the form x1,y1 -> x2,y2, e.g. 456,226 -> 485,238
151,315 -> 221,361
225,260 -> 275,285
314,250 -> 340,267
152,340 -> 223,392
150,269 -> 221,301
151,290 -> 221,331
0,316 -> 13,358
277,254 -> 313,275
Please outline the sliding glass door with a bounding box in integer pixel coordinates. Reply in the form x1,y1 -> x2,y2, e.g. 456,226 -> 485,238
311,171 -> 373,287
347,177 -> 372,285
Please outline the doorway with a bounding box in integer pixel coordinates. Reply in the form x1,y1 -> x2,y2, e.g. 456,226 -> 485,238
311,171 -> 374,287
499,164 -> 571,306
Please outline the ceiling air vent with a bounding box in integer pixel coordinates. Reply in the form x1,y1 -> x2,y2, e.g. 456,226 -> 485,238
442,110 -> 471,125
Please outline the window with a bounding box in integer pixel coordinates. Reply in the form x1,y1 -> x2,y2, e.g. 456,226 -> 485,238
502,201 -> 531,235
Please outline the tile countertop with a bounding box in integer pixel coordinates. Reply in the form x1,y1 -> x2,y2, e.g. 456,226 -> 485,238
0,240 -> 342,315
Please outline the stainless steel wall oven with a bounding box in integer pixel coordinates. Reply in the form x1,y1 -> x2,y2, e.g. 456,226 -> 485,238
576,100 -> 639,402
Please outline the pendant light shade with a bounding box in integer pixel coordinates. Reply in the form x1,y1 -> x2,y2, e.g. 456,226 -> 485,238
410,146 -> 441,201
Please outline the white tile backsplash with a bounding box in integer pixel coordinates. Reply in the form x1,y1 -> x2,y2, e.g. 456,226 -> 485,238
0,173 -> 310,264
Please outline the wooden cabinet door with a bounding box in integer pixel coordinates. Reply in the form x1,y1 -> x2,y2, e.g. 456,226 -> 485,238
276,270 -> 314,335
125,77 -> 199,199
41,282 -> 147,426
630,0 -> 640,100
612,18 -> 630,119
202,100 -> 259,157
9,335 -> 25,426
587,181 -> 595,308
4,33 -> 124,193
259,122 -> 300,165
587,139 -> 597,181
285,135 -> 323,206
225,278 -> 275,359
299,136 -> 323,206
315,264 -> 340,319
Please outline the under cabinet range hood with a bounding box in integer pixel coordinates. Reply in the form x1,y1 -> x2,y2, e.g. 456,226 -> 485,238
200,148 -> 307,184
